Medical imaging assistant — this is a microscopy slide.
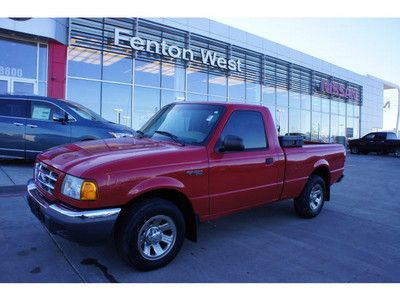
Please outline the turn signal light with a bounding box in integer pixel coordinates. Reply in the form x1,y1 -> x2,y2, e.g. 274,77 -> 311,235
80,181 -> 97,201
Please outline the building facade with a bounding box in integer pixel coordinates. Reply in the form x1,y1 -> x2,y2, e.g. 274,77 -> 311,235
0,17 -> 394,141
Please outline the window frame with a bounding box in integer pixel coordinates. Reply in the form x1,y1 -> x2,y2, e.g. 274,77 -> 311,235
28,100 -> 74,122
214,109 -> 269,153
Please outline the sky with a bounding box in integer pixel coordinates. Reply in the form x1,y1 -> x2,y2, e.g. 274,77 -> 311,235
213,18 -> 400,130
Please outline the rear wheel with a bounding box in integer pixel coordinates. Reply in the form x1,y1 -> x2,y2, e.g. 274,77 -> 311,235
115,198 -> 185,271
294,175 -> 326,218
350,146 -> 359,154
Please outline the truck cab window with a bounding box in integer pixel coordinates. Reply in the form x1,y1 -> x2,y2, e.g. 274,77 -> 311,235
218,110 -> 267,150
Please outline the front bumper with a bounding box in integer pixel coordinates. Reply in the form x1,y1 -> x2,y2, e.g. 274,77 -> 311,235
26,179 -> 121,243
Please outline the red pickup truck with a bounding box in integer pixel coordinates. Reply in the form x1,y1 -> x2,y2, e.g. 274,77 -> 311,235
27,102 -> 345,270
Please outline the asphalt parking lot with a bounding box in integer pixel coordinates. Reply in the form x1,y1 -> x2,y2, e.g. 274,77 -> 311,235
0,153 -> 399,283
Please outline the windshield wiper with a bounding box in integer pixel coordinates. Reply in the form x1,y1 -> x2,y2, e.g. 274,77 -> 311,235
154,130 -> 185,146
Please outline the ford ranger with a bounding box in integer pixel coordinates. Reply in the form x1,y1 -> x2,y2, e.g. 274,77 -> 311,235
27,102 -> 346,270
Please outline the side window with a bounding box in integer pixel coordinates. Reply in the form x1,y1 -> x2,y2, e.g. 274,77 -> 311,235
30,101 -> 66,121
218,110 -> 267,151
387,133 -> 397,140
374,133 -> 386,141
0,99 -> 28,118
364,133 -> 375,140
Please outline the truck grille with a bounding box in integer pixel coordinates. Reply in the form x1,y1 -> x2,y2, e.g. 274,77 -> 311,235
35,163 -> 58,195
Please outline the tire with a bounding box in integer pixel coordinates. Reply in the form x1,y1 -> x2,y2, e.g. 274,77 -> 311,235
294,175 -> 326,219
115,198 -> 185,271
394,147 -> 400,158
350,146 -> 359,154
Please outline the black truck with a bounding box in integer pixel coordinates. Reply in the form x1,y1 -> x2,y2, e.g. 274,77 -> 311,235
348,131 -> 400,157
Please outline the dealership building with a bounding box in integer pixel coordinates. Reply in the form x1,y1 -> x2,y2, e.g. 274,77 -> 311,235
0,18 -> 399,141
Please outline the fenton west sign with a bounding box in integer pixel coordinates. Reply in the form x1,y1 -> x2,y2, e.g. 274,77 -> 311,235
114,28 -> 243,72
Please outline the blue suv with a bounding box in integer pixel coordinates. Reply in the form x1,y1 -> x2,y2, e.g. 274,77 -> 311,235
0,95 -> 135,160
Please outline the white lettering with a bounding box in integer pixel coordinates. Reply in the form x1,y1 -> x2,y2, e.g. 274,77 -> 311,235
168,45 -> 181,58
216,57 -> 227,69
114,28 -> 131,46
182,48 -> 194,61
130,37 -> 145,51
146,40 -> 160,54
201,49 -> 218,66
160,40 -> 169,56
227,59 -> 237,71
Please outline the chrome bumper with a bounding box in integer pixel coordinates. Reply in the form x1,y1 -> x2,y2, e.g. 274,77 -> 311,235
26,179 -> 121,243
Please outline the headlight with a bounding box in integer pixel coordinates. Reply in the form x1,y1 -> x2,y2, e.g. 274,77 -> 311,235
34,163 -> 39,181
61,174 -> 97,201
109,132 -> 134,138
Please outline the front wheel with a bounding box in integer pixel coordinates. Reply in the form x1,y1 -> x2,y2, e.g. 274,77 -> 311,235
394,147 -> 400,157
294,175 -> 326,218
115,198 -> 185,271
350,146 -> 359,154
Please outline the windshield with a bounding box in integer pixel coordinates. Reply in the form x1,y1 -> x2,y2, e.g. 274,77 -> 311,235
141,103 -> 225,145
66,101 -> 101,121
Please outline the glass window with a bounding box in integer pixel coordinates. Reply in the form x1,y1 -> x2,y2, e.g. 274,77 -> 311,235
321,98 -> 330,113
246,81 -> 261,103
289,108 -> 301,134
331,99 -> 339,115
262,86 -> 275,108
38,82 -> 47,96
346,116 -> 354,138
289,91 -> 301,108
311,111 -> 321,141
133,87 -> 160,129
301,110 -> 311,138
346,103 -> 354,118
276,106 -> 288,136
330,114 -> 339,139
387,132 -> 397,140
209,73 -> 227,97
321,112 -> 330,142
161,63 -> 185,91
161,90 -> 185,107
187,68 -> 207,94
218,110 -> 267,150
276,87 -> 288,107
0,80 -> 7,94
13,82 -> 34,95
102,52 -> 132,83
101,83 -> 132,126
312,96 -> 321,112
187,93 -> 207,102
0,99 -> 28,118
67,78 -> 101,114
66,101 -> 99,121
0,37 -> 37,79
354,116 -> 360,138
339,101 -> 346,116
338,115 -> 346,137
228,77 -> 245,100
30,101 -> 65,121
38,44 -> 48,81
354,105 -> 360,118
134,60 -> 160,87
141,103 -> 224,145
301,93 -> 311,110
208,96 -> 227,103
67,46 -> 101,80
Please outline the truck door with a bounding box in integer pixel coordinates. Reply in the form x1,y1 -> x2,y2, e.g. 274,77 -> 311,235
208,110 -> 282,215
0,98 -> 28,159
25,100 -> 72,159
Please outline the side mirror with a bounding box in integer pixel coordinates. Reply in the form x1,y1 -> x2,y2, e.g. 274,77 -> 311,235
53,112 -> 66,123
219,135 -> 245,152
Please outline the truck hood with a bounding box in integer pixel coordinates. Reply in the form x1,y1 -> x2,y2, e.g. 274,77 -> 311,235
38,137 -> 186,175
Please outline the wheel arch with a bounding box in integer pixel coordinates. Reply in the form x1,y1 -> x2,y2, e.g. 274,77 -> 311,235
310,165 -> 331,201
118,188 -> 198,242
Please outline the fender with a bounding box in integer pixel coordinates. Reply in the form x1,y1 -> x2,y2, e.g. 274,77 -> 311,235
313,158 -> 330,172
127,176 -> 186,199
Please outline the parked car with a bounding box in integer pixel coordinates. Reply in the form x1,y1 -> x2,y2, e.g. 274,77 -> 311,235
0,95 -> 135,160
27,102 -> 346,270
348,131 -> 400,157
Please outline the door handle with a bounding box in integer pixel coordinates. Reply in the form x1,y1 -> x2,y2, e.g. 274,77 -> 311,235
265,157 -> 274,165
27,124 -> 38,128
13,122 -> 24,126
